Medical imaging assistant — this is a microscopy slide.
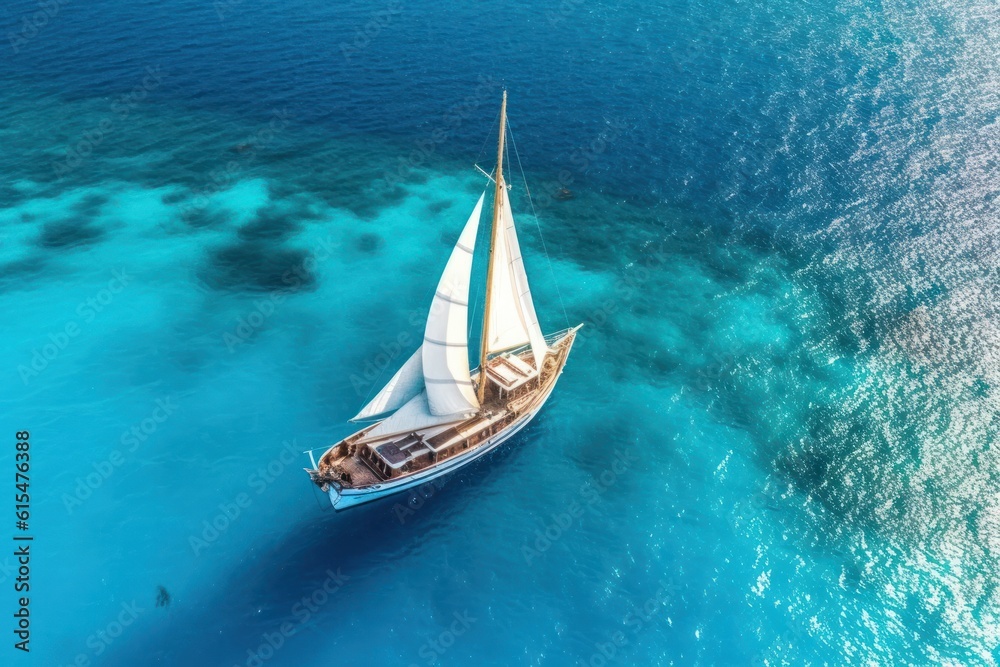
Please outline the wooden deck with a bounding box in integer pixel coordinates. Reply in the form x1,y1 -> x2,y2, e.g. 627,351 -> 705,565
311,330 -> 575,492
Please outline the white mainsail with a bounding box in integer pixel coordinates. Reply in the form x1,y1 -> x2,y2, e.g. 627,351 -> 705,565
484,183 -> 548,368
351,346 -> 424,422
423,192 -> 485,416
363,390 -> 465,440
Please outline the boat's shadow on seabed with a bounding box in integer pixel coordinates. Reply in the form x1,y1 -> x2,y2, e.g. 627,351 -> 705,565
104,424 -> 535,666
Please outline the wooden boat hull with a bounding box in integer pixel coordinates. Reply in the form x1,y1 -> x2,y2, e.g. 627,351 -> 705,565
314,327 -> 579,510
327,398 -> 544,509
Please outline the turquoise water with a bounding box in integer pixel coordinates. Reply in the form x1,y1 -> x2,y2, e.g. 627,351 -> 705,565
2,0 -> 999,664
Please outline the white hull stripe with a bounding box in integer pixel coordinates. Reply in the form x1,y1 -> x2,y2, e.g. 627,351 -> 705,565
330,407 -> 540,509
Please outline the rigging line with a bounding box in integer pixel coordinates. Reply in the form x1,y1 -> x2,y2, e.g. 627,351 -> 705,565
467,225 -> 485,355
469,161 -> 498,363
359,368 -> 380,406
504,123 -> 511,183
507,120 -> 571,328
467,173 -> 493,354
476,105 -> 502,167
359,345 -> 391,407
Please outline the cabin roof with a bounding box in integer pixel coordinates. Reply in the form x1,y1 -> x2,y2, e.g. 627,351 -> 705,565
487,353 -> 538,390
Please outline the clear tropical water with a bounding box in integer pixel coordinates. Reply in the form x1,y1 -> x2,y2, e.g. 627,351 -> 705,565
2,0 -> 999,664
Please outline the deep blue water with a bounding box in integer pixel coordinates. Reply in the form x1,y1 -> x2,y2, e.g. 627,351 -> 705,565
2,0 -> 999,665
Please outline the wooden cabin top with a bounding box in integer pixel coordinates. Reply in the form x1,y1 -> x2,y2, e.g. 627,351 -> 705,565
312,327 -> 579,491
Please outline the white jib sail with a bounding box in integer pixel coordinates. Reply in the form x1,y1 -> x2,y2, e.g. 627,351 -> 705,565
351,346 -> 424,422
363,390 -> 467,440
422,192 -> 485,417
485,184 -> 548,368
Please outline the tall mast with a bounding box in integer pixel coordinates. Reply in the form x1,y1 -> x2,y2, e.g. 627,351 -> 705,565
477,90 -> 507,405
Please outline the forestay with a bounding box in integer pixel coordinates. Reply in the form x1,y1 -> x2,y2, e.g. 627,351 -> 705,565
484,184 -> 548,369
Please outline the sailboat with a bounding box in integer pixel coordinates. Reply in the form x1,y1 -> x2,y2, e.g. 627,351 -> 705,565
306,92 -> 581,510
